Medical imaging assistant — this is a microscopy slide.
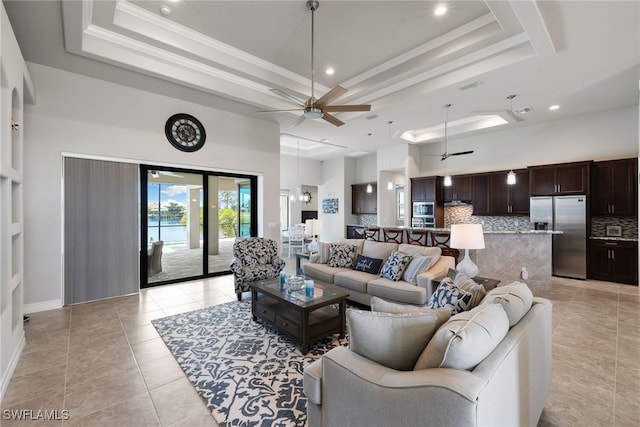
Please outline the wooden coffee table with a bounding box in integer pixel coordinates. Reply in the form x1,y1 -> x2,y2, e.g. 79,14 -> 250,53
250,279 -> 349,354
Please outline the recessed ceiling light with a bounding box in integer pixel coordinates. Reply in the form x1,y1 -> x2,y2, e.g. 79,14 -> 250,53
159,5 -> 172,16
434,5 -> 447,16
325,67 -> 335,75
549,105 -> 560,111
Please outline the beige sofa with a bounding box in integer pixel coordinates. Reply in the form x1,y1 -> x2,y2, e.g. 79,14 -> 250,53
304,294 -> 553,427
302,239 -> 454,306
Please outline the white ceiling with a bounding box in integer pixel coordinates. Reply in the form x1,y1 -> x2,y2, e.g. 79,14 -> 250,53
4,0 -> 639,160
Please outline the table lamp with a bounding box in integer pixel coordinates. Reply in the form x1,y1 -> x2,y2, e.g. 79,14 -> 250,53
305,219 -> 322,254
450,223 -> 485,278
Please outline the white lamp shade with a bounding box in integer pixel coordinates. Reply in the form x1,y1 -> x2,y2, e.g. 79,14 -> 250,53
305,219 -> 322,236
450,224 -> 485,250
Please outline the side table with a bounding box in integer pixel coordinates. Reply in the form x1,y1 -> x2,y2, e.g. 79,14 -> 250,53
295,252 -> 311,275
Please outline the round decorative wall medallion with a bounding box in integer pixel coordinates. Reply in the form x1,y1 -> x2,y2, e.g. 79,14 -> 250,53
165,113 -> 206,152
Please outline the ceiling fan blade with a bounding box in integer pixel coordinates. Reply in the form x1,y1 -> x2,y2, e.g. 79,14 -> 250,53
449,150 -> 475,156
270,88 -> 306,107
288,114 -> 306,128
256,108 -> 305,113
321,112 -> 345,127
322,104 -> 372,113
315,86 -> 347,107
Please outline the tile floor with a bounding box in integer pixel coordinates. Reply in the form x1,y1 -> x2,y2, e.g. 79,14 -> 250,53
1,261 -> 639,426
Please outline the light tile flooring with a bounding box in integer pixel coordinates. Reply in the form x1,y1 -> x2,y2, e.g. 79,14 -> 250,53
1,262 -> 639,426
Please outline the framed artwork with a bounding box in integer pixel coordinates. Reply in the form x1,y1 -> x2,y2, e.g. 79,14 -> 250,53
322,198 -> 339,214
605,225 -> 622,237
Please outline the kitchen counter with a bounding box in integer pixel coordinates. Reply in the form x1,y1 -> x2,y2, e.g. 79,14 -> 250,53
590,236 -> 638,242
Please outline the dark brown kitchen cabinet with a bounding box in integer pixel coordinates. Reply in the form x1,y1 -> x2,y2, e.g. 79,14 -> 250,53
411,177 -> 440,202
588,240 -> 638,285
470,175 -> 489,215
591,158 -> 638,217
529,161 -> 590,196
352,183 -> 377,214
487,170 -> 529,215
443,176 -> 472,202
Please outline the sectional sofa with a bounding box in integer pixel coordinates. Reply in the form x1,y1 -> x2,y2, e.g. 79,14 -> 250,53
302,239 -> 455,306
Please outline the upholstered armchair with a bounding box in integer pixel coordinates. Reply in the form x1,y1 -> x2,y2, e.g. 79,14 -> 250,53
230,237 -> 286,300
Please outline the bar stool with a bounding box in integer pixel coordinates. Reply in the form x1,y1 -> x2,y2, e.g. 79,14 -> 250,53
364,226 -> 381,241
383,227 -> 404,243
405,228 -> 428,246
429,232 -> 460,263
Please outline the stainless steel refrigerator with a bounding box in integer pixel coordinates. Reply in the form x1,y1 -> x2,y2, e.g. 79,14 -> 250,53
530,195 -> 587,279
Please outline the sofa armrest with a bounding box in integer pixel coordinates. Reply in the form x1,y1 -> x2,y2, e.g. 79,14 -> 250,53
416,255 -> 455,299
313,346 -> 485,426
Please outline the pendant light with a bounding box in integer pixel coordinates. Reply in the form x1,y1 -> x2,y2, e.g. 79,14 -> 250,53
386,121 -> 394,190
366,132 -> 373,192
507,170 -> 516,185
443,104 -> 452,187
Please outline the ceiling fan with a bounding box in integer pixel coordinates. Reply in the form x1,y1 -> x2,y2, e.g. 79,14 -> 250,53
258,0 -> 371,127
428,104 -> 474,161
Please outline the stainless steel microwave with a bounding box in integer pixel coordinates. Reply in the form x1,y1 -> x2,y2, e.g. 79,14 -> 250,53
412,202 -> 434,218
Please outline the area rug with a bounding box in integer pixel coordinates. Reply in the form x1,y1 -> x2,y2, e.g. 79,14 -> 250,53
151,301 -> 347,426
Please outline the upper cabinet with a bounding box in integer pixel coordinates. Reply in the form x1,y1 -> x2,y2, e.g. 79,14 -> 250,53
529,161 -> 591,196
352,183 -> 377,214
591,158 -> 638,217
411,177 -> 440,202
443,176 -> 472,202
488,169 -> 530,215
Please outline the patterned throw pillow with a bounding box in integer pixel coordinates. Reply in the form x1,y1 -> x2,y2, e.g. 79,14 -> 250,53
327,243 -> 357,268
427,278 -> 473,314
453,271 -> 486,308
352,254 -> 383,274
379,251 -> 413,281
402,255 -> 433,285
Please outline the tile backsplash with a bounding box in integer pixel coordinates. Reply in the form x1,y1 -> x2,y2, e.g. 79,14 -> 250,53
591,216 -> 638,239
444,205 -> 532,231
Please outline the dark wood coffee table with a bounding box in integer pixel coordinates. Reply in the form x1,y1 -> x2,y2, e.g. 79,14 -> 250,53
250,279 -> 349,354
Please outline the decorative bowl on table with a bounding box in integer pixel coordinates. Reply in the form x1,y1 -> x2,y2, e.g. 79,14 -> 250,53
286,275 -> 305,291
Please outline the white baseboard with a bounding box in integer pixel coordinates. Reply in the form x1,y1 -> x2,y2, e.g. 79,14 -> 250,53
0,332 -> 25,402
24,299 -> 63,314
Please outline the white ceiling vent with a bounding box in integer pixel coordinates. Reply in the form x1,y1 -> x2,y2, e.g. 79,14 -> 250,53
365,114 -> 379,120
458,80 -> 483,91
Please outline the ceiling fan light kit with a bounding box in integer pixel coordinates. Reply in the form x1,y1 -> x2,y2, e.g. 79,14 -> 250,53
259,1 -> 371,127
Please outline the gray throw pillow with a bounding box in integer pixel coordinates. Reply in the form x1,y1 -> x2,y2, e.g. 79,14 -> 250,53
347,309 -> 444,371
402,255 -> 433,285
453,271 -> 486,309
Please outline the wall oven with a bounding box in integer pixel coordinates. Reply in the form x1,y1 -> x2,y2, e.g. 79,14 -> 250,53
411,217 -> 434,228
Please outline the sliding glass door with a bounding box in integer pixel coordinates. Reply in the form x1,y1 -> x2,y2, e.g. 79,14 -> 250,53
141,165 -> 256,288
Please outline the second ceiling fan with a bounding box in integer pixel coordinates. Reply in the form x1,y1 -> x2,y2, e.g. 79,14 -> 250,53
259,0 -> 371,127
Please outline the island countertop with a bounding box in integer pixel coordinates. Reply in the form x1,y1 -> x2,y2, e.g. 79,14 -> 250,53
352,225 -> 561,234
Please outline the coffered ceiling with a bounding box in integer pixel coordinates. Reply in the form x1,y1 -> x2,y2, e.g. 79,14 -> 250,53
4,1 -> 639,160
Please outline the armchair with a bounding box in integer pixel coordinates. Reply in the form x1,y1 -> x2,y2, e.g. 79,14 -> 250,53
230,237 -> 286,301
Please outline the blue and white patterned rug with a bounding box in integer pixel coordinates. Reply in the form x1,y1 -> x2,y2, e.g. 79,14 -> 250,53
151,301 -> 347,426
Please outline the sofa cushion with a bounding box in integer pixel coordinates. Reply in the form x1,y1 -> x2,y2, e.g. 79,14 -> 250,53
414,303 -> 509,371
370,296 -> 451,325
480,281 -> 534,326
347,309 -> 443,371
402,255 -> 433,285
361,240 -> 397,261
352,254 -> 383,274
367,278 -> 428,305
334,270 -> 376,294
398,244 -> 442,269
303,263 -> 350,284
453,271 -> 486,309
380,251 -> 413,281
327,243 -> 357,268
427,278 -> 473,314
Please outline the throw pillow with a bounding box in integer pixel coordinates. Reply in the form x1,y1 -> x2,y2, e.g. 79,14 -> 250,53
370,296 -> 451,325
414,303 -> 509,371
379,251 -> 413,281
352,254 -> 383,274
427,278 -> 473,314
453,271 -> 486,309
480,281 -> 533,326
347,309 -> 443,371
327,243 -> 357,268
402,255 -> 433,285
